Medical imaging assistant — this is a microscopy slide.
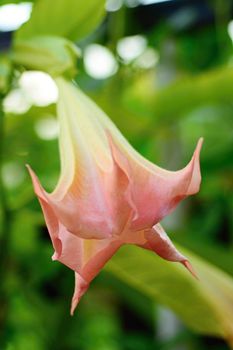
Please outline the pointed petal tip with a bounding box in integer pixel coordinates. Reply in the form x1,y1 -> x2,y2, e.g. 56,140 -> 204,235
182,260 -> 199,280
198,136 -> 204,145
25,164 -> 37,177
70,273 -> 89,316
70,297 -> 80,316
51,252 -> 58,261
196,137 -> 204,154
192,137 -> 203,162
184,137 -> 203,196
25,163 -> 33,175
26,165 -> 39,192
26,163 -> 48,201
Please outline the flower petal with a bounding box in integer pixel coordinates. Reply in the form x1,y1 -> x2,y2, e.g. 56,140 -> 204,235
50,79 -> 115,239
27,165 -> 123,313
69,236 -> 122,314
119,223 -> 197,278
109,136 -> 203,231
28,158 -> 131,240
36,79 -> 132,239
55,80 -> 203,233
144,223 -> 187,262
143,223 -> 197,278
71,272 -> 89,315
26,165 -> 62,257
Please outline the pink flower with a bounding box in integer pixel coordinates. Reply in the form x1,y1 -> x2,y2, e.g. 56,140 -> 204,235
27,78 -> 203,314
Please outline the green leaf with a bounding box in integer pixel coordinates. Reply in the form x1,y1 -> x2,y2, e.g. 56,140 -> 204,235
12,36 -> 80,77
105,245 -> 233,345
150,67 -> 233,121
15,0 -> 106,42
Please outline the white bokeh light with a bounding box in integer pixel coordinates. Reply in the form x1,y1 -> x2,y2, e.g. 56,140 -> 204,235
3,89 -> 31,114
19,71 -> 58,107
35,117 -> 59,141
84,44 -> 118,79
134,48 -> 159,69
125,0 -> 140,8
3,71 -> 58,114
139,0 -> 172,4
0,2 -> 32,31
228,20 -> 233,43
106,0 -> 123,12
2,162 -> 25,189
117,35 -> 147,63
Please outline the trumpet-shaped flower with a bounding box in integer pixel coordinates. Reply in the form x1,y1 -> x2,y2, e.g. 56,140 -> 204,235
28,77 -> 203,314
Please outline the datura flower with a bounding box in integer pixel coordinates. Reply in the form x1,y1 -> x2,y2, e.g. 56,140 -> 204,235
28,77 -> 203,315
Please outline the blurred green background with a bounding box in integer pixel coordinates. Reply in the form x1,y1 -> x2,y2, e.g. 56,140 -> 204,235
0,0 -> 233,349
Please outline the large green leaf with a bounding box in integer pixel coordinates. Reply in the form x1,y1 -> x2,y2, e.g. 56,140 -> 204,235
105,244 -> 233,346
15,0 -> 106,42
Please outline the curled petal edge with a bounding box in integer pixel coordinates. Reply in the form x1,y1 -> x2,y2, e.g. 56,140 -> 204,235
143,223 -> 198,279
107,135 -> 203,231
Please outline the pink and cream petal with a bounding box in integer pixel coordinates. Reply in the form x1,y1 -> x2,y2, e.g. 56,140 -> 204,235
49,79 -> 116,239
27,165 -> 62,258
43,155 -> 131,240
28,165 -> 124,312
57,231 -> 123,314
143,223 -> 197,277
108,135 -> 203,230
27,161 -> 115,240
71,273 -> 89,315
27,78 -> 203,314
143,223 -> 188,262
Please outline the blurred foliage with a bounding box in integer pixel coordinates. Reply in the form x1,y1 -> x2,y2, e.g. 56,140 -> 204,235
0,0 -> 233,349
0,55 -> 12,93
15,0 -> 106,41
13,36 -> 80,77
106,245 -> 233,342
